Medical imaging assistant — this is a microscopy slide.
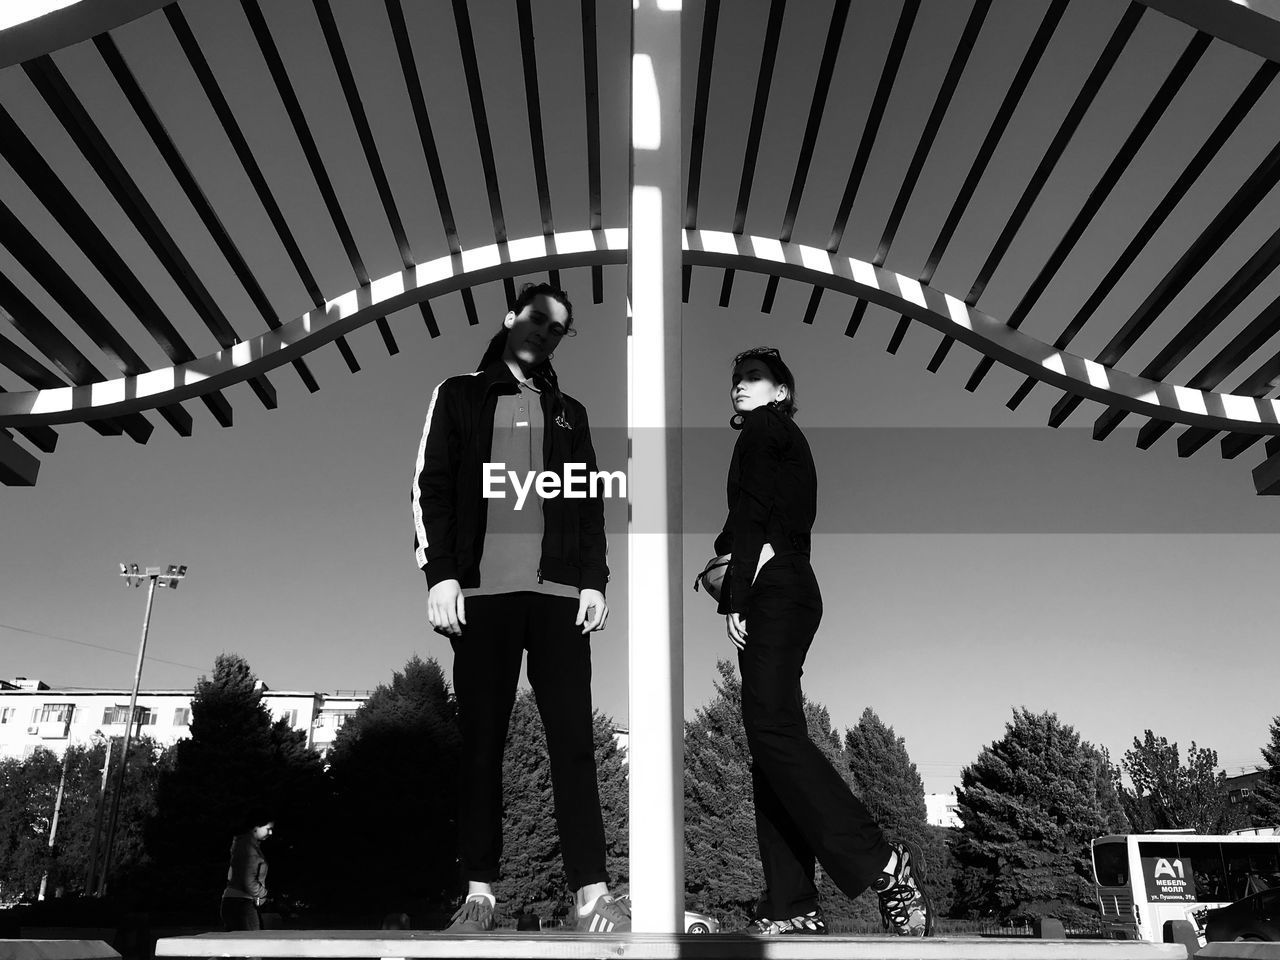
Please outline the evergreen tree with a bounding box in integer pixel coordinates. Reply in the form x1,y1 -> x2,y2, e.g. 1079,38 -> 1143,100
492,688 -> 628,918
323,655 -> 461,915
144,654 -> 327,910
845,708 -> 928,844
843,708 -> 947,918
1121,731 -> 1243,834
682,660 -> 759,924
1255,716 -> 1280,828
953,708 -> 1128,922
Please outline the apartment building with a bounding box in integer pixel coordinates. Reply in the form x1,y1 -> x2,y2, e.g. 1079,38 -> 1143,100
0,677 -> 367,760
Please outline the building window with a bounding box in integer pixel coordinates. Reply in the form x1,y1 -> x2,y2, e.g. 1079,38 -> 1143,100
38,704 -> 72,724
103,706 -> 129,725
0,707 -> 14,724
173,707 -> 191,726
280,709 -> 298,727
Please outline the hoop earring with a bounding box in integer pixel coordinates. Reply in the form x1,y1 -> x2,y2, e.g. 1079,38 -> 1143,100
730,413 -> 746,430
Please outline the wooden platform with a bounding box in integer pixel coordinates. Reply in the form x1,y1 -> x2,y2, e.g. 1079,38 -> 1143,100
0,941 -> 119,960
153,931 -> 1191,960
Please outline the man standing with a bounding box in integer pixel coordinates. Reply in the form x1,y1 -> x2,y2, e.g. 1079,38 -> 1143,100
412,283 -> 628,933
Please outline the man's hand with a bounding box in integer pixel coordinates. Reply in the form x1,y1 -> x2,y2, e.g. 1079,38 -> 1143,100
576,588 -> 609,634
726,612 -> 748,650
428,579 -> 466,637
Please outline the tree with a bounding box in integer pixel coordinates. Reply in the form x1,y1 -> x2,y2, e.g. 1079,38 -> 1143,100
953,708 -> 1128,922
1255,716 -> 1280,828
144,654 -> 327,910
492,687 -> 628,917
683,660 -> 765,924
0,737 -> 165,902
323,655 -> 461,915
844,708 -> 949,919
1121,731 -> 1244,834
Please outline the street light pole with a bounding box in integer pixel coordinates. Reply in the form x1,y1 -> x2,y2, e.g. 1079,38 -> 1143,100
97,563 -> 186,897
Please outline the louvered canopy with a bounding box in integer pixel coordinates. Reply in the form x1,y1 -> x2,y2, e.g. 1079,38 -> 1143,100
3,0 -> 1280,495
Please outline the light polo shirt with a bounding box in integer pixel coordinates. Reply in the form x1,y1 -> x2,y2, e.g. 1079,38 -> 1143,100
473,379 -> 578,599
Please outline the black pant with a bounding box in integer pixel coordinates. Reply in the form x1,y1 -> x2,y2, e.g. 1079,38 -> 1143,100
219,896 -> 260,931
450,592 -> 608,891
737,554 -> 891,918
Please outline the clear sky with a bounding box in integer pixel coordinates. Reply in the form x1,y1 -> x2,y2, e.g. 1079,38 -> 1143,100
3,0 -> 1280,796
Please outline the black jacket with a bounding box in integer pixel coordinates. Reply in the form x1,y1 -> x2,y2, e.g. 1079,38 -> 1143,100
412,362 -> 609,594
714,405 -> 816,615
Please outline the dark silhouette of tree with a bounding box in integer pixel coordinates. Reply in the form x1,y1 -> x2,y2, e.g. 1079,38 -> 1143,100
144,654 -> 326,912
323,655 -> 460,916
492,687 -> 628,918
1255,716 -> 1280,828
953,708 -> 1128,922
1121,730 -> 1244,834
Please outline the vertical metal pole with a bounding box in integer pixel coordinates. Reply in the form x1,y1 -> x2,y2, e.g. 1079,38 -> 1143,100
97,575 -> 157,896
38,735 -> 73,901
628,0 -> 683,934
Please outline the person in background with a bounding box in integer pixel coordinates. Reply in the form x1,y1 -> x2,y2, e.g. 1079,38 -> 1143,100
715,346 -> 933,937
220,814 -> 273,931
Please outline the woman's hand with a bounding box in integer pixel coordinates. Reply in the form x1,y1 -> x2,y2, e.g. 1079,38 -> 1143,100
428,579 -> 466,637
577,588 -> 609,633
726,612 -> 748,650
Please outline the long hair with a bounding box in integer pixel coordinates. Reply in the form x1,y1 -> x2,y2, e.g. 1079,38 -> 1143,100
475,282 -> 575,421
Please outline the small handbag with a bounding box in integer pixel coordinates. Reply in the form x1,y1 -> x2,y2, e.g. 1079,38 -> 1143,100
692,554 -> 731,603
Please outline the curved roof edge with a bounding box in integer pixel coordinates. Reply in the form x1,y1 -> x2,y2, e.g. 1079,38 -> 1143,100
0,0 -> 168,69
1140,0 -> 1280,63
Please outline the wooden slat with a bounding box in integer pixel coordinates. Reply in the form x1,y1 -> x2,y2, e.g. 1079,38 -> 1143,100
382,0 -> 464,330
0,201 -> 169,440
685,0 -> 720,232
970,25 -> 1209,394
952,2 -> 1144,385
0,428 -> 39,484
924,0 -> 1070,374
723,0 -> 785,309
238,0 -> 372,370
1095,220 -> 1280,440
1043,62 -> 1279,426
154,929 -> 1191,960
580,0 -> 603,302
93,32 -> 315,396
451,0 -> 514,305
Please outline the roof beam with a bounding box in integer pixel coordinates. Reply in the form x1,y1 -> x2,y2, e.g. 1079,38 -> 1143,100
1140,0 -> 1280,63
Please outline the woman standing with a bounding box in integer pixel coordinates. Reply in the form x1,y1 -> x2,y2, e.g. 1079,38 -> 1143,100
220,816 -> 273,931
714,346 -> 932,937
